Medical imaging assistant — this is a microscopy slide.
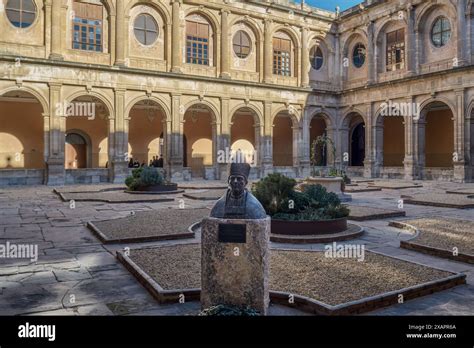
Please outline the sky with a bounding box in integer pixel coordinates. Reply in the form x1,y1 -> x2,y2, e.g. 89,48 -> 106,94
305,0 -> 363,12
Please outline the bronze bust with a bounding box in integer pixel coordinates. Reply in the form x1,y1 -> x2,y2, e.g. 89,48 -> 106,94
210,163 -> 267,219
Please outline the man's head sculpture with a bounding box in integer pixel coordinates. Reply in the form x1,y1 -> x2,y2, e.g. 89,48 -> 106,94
210,162 -> 267,219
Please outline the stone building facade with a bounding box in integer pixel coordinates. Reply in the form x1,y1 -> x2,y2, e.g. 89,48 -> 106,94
0,0 -> 473,185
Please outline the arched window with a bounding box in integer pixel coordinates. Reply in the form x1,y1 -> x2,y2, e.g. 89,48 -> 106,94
72,1 -> 103,52
310,46 -> 324,70
273,35 -> 292,76
186,18 -> 210,65
6,0 -> 36,28
352,43 -> 366,68
431,16 -> 451,48
134,14 -> 158,46
233,30 -> 251,59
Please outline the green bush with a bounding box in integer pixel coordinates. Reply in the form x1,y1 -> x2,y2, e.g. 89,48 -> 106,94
125,167 -> 163,191
253,174 -> 350,221
199,305 -> 260,316
251,173 -> 296,216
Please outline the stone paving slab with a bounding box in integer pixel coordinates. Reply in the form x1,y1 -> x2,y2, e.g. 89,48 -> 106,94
182,190 -> 226,201
87,208 -> 209,244
368,181 -> 424,189
54,190 -> 176,204
348,205 -> 406,221
401,193 -> 474,209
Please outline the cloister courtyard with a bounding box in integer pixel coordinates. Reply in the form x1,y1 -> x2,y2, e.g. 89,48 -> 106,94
0,178 -> 473,316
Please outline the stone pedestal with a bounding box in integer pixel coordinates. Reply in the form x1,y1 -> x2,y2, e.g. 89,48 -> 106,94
201,217 -> 270,315
109,160 -> 129,184
46,157 -> 65,186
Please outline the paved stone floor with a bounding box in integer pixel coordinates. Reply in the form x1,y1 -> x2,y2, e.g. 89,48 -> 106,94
0,179 -> 473,316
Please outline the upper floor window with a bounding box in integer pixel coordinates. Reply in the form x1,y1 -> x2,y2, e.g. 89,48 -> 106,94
431,17 -> 451,48
72,2 -> 103,52
6,0 -> 36,28
352,43 -> 366,68
186,20 -> 210,65
233,31 -> 251,59
134,14 -> 158,46
273,37 -> 291,76
386,28 -> 405,71
310,46 -> 323,70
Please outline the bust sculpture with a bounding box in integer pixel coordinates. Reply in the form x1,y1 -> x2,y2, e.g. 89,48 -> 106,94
210,163 -> 267,219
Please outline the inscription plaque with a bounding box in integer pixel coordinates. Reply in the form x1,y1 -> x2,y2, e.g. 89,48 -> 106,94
218,224 -> 247,243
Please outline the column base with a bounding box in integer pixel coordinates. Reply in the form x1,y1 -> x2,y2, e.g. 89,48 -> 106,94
46,157 -> 65,186
261,161 -> 273,177
403,157 -> 416,180
220,72 -> 231,79
363,160 -> 376,178
114,59 -> 127,67
453,162 -> 468,183
109,160 -> 129,184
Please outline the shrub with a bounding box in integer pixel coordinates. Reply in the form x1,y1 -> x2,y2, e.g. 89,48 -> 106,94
251,173 -> 296,216
253,174 -> 350,221
125,167 -> 163,191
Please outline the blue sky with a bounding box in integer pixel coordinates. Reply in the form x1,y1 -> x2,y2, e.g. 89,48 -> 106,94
305,0 -> 362,11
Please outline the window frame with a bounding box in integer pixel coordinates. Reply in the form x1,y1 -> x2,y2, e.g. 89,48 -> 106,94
232,30 -> 252,59
430,16 -> 452,48
310,46 -> 324,71
352,43 -> 366,69
5,0 -> 37,29
71,2 -> 104,52
273,37 -> 292,77
385,28 -> 405,72
133,13 -> 159,46
185,19 -> 211,66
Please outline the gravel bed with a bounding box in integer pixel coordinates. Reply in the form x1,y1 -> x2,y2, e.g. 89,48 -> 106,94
399,218 -> 474,255
89,208 -> 210,242
183,190 -> 226,201
129,244 -> 453,306
347,205 -> 405,221
402,193 -> 474,208
57,191 -> 175,203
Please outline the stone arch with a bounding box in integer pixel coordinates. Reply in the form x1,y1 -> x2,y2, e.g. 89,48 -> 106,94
230,103 -> 263,126
125,95 -> 170,120
65,128 -> 93,168
184,8 -> 220,35
183,99 -> 221,125
309,110 -> 334,128
271,106 -> 300,127
271,25 -> 301,48
0,88 -> 47,169
309,112 -> 333,167
0,85 -> 49,115
64,90 -> 114,117
416,1 -> 457,31
340,108 -> 367,129
228,16 -> 263,43
125,0 -> 171,24
418,96 -> 456,122
341,30 -> 368,57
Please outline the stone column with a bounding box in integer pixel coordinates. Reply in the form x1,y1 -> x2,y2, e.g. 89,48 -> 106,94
211,121 -> 221,180
301,27 -> 310,87
115,0 -> 126,66
363,104 -> 375,178
220,10 -> 231,79
374,121 -> 383,176
454,89 -> 467,182
334,34 -> 341,88
406,5 -> 416,75
403,97 -> 416,180
413,119 -> 426,180
300,108 -> 311,176
49,0 -> 63,60
219,98 -> 231,179
46,83 -> 65,185
263,20 -> 273,84
457,0 -> 468,67
254,124 -> 263,176
262,101 -> 273,176
367,21 -> 375,84
171,0 -> 183,73
170,94 -> 185,180
110,88 -> 128,183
